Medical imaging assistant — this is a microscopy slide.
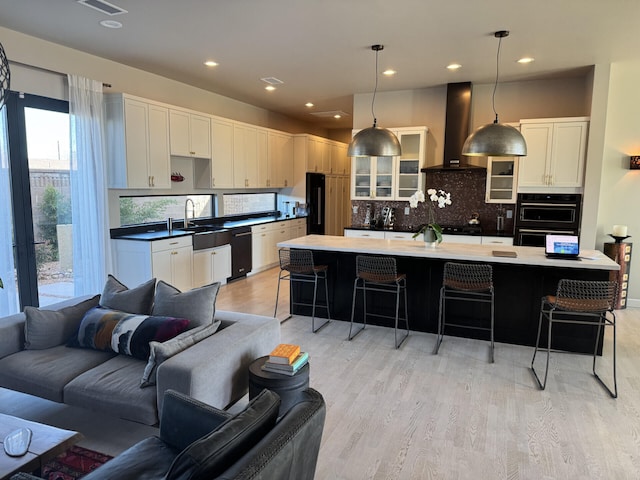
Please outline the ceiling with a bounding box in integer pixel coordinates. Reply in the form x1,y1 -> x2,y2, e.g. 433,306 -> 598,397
0,0 -> 638,130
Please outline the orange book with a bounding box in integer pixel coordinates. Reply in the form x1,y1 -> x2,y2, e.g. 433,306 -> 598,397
269,344 -> 301,365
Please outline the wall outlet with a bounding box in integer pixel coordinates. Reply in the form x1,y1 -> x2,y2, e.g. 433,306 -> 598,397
404,207 -> 410,215
352,205 -> 358,214
506,209 -> 513,219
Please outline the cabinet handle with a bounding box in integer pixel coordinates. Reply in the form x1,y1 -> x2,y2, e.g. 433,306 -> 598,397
190,151 -> 196,155
284,179 -> 288,187
169,241 -> 179,245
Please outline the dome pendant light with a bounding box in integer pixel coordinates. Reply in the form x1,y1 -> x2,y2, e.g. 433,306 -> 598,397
348,45 -> 401,157
462,31 -> 527,157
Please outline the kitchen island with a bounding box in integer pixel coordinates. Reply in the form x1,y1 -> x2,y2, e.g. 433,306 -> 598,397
277,235 -> 619,353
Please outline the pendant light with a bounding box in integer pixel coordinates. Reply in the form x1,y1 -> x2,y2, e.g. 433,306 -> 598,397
0,41 -> 10,111
348,45 -> 401,157
462,31 -> 527,157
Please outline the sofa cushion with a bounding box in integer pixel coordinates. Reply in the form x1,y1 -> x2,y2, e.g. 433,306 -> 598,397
64,355 -> 159,425
24,295 -> 100,350
81,436 -> 178,480
0,346 -> 115,402
69,307 -> 190,360
152,281 -> 220,328
164,389 -> 280,480
100,275 -> 156,315
140,320 -> 221,388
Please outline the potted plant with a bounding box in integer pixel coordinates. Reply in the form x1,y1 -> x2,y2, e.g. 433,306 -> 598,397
409,188 -> 452,244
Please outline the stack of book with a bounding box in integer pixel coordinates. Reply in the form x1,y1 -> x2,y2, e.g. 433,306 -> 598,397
262,343 -> 309,376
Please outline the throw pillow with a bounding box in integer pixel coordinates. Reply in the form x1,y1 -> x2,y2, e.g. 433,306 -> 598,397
165,389 -> 280,480
24,295 -> 100,350
152,281 -> 220,328
69,306 -> 189,360
140,319 -> 221,388
99,275 -> 156,315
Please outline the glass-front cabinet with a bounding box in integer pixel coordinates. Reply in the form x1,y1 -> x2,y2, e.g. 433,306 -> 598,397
485,157 -> 519,203
350,127 -> 428,200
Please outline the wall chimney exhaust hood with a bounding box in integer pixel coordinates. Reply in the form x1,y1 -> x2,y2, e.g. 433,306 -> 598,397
422,82 -> 485,171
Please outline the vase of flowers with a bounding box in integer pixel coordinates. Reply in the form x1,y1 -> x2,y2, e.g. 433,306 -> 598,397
409,188 -> 452,245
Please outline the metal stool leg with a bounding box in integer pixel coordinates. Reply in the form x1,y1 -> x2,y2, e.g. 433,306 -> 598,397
274,271 -> 283,318
349,278 -> 365,340
311,272 -> 331,333
394,280 -> 409,349
434,286 -> 445,354
489,288 -> 495,363
592,311 -> 617,398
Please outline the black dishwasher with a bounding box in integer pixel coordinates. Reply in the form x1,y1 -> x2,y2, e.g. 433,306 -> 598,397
228,226 -> 252,280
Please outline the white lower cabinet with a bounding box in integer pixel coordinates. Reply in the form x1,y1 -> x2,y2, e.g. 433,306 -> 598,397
441,234 -> 482,245
251,220 -> 299,273
384,231 -> 416,241
344,229 -> 385,239
193,244 -> 232,287
113,236 -> 193,292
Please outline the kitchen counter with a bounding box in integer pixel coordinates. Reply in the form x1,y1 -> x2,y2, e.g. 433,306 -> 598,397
277,235 -> 618,353
279,235 -> 618,271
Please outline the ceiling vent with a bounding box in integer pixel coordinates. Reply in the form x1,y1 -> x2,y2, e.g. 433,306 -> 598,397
260,77 -> 284,85
310,110 -> 350,118
77,0 -> 128,15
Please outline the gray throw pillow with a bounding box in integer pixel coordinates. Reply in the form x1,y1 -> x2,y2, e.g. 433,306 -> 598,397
164,389 -> 280,480
152,281 -> 220,328
24,295 -> 100,350
99,275 -> 156,315
140,319 -> 221,388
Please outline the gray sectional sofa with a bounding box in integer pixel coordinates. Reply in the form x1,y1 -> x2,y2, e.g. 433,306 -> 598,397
0,294 -> 280,426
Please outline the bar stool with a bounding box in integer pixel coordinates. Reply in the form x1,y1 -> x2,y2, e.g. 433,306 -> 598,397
274,248 -> 330,333
531,279 -> 618,397
349,255 -> 409,349
434,262 -> 495,362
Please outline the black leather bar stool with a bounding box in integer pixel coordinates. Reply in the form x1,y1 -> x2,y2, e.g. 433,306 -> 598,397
274,248 -> 330,333
531,279 -> 618,397
349,255 -> 409,349
434,262 -> 495,362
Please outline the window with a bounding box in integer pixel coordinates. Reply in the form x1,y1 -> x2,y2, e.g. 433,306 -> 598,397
222,193 -> 276,216
119,195 -> 213,226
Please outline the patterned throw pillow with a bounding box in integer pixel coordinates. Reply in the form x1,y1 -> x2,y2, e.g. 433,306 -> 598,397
69,306 -> 189,360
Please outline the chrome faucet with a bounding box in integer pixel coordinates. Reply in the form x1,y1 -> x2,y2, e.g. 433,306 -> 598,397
184,198 -> 195,228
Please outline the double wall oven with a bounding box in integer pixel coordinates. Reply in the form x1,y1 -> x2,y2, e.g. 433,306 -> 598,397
514,193 -> 582,247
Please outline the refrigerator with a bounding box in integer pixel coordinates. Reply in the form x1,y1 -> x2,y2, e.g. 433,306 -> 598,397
306,173 -> 325,235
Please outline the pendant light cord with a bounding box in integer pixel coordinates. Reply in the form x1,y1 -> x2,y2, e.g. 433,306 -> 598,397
492,34 -> 503,124
371,47 -> 379,127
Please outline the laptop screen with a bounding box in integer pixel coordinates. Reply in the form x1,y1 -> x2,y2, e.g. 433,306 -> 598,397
545,234 -> 579,255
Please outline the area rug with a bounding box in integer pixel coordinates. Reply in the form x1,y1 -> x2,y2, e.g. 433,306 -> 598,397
41,445 -> 113,480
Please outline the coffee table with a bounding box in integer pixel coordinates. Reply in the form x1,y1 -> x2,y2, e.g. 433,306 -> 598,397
0,413 -> 82,479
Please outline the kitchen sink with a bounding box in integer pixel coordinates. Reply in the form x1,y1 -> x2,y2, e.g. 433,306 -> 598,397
179,226 -> 232,250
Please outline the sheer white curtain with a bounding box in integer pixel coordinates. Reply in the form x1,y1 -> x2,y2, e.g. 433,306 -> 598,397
68,75 -> 111,295
0,107 -> 18,315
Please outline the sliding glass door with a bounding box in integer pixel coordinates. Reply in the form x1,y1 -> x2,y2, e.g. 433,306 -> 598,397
6,92 -> 73,309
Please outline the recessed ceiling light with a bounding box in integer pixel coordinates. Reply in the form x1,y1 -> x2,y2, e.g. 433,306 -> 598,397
265,85 -> 276,92
383,69 -> 396,76
100,19 -> 122,28
447,63 -> 462,70
305,102 -> 314,108
334,114 -> 342,119
518,57 -> 535,64
204,60 -> 218,67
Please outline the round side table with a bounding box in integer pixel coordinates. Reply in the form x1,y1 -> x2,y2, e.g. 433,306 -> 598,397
248,355 -> 310,416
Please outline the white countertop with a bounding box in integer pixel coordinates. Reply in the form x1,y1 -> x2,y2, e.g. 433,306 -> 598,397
278,235 -> 620,271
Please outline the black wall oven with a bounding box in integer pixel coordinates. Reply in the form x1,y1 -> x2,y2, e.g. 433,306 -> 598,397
514,193 -> 582,247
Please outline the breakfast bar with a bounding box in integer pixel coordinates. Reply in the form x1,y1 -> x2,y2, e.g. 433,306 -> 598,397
277,235 -> 620,353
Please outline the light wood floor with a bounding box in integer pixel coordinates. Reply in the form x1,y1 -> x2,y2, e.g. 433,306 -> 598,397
3,268 -> 640,479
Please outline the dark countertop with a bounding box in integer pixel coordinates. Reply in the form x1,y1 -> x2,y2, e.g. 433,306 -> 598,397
112,215 -> 307,242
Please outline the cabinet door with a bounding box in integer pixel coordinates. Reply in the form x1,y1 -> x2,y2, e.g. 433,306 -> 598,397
189,114 -> 211,159
212,245 -> 232,283
123,99 -> 150,188
151,249 -> 174,285
485,157 -> 517,203
169,110 -> 192,157
518,123 -> 553,187
147,104 -> 171,188
233,125 -> 259,188
374,156 -> 394,199
256,129 -> 268,187
251,226 -> 269,270
352,157 -> 372,199
210,118 -> 234,188
325,175 -> 337,235
171,246 -> 193,292
549,121 -> 588,187
192,250 -> 214,287
277,133 -> 294,187
395,131 -> 425,199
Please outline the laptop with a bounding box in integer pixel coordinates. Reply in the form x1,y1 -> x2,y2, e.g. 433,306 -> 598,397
545,234 -> 580,259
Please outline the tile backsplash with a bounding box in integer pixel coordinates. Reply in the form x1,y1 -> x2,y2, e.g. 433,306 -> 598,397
350,169 -> 515,233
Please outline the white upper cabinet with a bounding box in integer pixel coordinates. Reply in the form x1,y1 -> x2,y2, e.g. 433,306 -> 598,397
195,116 -> 234,189
105,93 -> 171,189
350,126 -> 428,200
485,157 -> 519,203
169,109 -> 211,159
518,117 -> 589,191
267,131 -> 294,188
233,123 -> 263,188
294,134 -> 347,175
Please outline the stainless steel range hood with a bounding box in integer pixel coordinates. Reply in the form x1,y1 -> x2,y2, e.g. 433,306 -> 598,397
423,82 -> 485,171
